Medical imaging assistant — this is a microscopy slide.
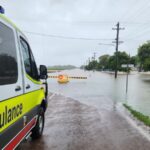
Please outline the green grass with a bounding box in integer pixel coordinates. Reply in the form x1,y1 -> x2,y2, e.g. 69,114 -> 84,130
123,104 -> 150,126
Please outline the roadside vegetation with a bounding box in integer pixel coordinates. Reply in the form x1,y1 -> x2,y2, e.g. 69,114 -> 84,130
123,104 -> 150,126
84,41 -> 150,72
47,65 -> 76,70
85,51 -> 136,72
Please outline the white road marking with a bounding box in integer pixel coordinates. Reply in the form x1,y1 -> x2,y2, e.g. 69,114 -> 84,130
48,93 -> 56,100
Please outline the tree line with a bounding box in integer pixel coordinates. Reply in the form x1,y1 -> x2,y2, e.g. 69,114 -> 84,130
47,65 -> 76,70
85,41 -> 150,72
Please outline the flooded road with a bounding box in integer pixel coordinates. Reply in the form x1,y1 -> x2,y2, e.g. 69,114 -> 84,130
48,69 -> 150,116
20,94 -> 150,150
20,69 -> 150,149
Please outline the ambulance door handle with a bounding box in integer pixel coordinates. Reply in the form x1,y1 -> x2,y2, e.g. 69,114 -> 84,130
15,86 -> 21,92
26,84 -> 31,89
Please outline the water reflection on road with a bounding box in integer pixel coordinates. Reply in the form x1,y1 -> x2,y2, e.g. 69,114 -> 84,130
48,69 -> 150,116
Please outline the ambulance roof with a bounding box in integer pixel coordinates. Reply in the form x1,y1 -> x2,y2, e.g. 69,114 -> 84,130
0,13 -> 25,36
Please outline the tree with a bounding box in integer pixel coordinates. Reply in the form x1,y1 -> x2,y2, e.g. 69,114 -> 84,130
130,56 -> 138,66
98,55 -> 110,70
85,60 -> 98,70
143,58 -> 150,71
108,51 -> 130,71
108,55 -> 116,71
85,51 -> 135,72
138,41 -> 150,71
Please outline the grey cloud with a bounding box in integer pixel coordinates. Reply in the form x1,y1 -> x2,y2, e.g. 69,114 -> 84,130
1,0 -> 150,66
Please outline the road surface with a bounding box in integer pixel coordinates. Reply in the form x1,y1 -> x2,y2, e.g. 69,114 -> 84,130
20,94 -> 150,150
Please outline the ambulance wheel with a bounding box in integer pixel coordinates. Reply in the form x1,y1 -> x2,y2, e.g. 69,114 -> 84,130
31,107 -> 45,139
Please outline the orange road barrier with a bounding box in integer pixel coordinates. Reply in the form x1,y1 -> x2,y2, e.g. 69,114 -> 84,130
48,75 -> 87,79
69,76 -> 87,79
48,76 -> 58,78
58,75 -> 69,83
58,75 -> 64,80
48,75 -> 87,84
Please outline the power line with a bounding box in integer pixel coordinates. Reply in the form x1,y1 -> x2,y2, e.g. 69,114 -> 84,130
73,21 -> 150,25
120,0 -> 150,38
121,0 -> 150,22
24,31 -> 113,41
125,26 -> 150,40
121,22 -> 150,25
120,0 -> 138,22
128,0 -> 150,22
24,25 -> 149,45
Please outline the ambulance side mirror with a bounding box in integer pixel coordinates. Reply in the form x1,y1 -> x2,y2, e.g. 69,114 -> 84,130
39,65 -> 48,79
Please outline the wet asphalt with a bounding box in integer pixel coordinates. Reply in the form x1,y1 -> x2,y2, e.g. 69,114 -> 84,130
19,94 -> 150,150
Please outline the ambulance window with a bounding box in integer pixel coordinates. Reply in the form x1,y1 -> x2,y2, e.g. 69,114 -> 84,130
30,51 -> 39,80
20,38 -> 32,77
0,22 -> 18,85
20,37 -> 39,80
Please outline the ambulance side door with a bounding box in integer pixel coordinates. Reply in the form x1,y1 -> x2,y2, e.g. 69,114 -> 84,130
18,33 -> 42,112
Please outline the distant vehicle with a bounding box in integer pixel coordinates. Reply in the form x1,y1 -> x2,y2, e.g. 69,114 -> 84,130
0,8 -> 48,149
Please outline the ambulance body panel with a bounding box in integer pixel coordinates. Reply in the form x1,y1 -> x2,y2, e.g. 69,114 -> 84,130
0,13 -> 48,149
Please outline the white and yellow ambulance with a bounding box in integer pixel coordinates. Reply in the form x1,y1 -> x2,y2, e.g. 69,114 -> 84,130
0,7 -> 48,149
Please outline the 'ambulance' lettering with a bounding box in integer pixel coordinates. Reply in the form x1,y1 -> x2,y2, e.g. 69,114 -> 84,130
0,103 -> 23,128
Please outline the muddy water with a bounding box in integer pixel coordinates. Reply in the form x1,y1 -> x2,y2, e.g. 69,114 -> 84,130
18,69 -> 150,149
19,69 -> 150,149
48,69 -> 150,116
20,94 -> 150,150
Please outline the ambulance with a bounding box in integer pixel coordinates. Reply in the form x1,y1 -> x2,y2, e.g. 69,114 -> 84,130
0,7 -> 48,149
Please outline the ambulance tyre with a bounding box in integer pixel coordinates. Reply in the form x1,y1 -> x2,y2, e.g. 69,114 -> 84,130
31,107 -> 45,139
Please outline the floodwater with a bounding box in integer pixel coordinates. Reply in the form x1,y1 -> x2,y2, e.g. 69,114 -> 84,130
48,69 -> 150,116
20,69 -> 150,149
20,94 -> 150,150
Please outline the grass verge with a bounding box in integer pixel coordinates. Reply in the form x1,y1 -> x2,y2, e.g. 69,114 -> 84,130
123,104 -> 150,126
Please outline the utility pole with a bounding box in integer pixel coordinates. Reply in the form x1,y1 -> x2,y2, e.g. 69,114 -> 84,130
93,52 -> 96,61
88,57 -> 91,64
112,22 -> 124,78
126,54 -> 130,93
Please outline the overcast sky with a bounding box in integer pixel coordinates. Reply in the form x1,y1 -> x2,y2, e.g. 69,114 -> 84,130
1,0 -> 150,66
